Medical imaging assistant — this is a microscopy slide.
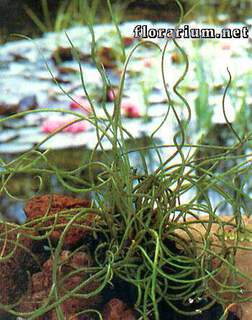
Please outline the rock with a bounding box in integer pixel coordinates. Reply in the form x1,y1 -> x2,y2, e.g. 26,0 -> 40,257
19,250 -> 100,319
24,194 -> 95,248
174,216 -> 252,320
0,223 -> 45,316
103,299 -> 136,320
209,236 -> 252,320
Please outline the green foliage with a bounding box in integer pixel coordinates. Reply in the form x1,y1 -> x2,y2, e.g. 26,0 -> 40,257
234,74 -> 251,136
195,51 -> 212,133
185,0 -> 251,22
25,0 -> 133,33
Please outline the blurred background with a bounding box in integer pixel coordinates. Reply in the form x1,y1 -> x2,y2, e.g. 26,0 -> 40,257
0,0 -> 251,42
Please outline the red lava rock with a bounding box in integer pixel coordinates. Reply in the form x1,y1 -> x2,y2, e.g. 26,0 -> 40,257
24,194 -> 96,248
0,223 -> 43,316
103,298 -> 136,320
19,250 -> 100,319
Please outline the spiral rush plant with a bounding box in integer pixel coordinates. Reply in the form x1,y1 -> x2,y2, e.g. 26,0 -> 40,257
0,1 -> 252,319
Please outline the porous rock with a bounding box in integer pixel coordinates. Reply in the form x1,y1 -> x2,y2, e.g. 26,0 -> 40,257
0,223 -> 43,316
24,194 -> 96,248
175,215 -> 252,320
103,298 -> 136,320
19,250 -> 100,319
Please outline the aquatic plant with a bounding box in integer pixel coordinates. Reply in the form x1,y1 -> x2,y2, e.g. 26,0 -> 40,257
25,0 -> 252,32
194,47 -> 212,133
185,0 -> 252,23
25,0 -> 133,34
0,1 -> 252,319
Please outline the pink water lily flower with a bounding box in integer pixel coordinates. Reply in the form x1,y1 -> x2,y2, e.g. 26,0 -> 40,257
121,99 -> 141,118
41,116 -> 89,133
69,96 -> 91,114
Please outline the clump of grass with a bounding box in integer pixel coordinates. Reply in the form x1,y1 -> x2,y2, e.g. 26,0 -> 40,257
194,50 -> 212,133
25,0 -> 133,34
1,1 -> 252,319
185,0 -> 252,22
